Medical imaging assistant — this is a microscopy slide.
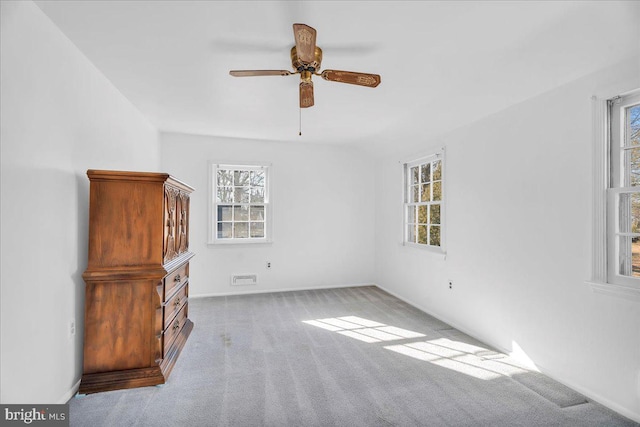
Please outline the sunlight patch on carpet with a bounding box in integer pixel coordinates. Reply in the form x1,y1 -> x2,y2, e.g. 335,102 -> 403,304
302,316 -> 537,381
302,316 -> 426,343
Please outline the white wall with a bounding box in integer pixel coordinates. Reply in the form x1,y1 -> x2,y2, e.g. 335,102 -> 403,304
0,1 -> 159,404
374,56 -> 640,421
160,133 -> 375,297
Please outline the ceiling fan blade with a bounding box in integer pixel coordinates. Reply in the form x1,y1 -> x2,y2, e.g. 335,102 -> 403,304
300,81 -> 314,108
320,70 -> 381,88
293,23 -> 317,64
229,70 -> 292,77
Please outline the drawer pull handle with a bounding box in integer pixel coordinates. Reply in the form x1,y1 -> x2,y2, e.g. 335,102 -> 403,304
174,298 -> 181,307
174,274 -> 181,283
173,320 -> 180,331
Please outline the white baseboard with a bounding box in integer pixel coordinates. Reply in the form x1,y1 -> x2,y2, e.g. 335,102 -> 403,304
545,376 -> 640,423
191,282 -> 375,299
374,283 -> 640,424
58,378 -> 81,404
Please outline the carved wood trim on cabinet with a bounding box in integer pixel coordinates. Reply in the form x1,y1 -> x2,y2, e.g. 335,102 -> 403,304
80,170 -> 194,394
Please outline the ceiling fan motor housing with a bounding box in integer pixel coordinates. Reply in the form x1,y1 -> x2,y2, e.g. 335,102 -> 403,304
229,24 -> 380,111
291,46 -> 323,72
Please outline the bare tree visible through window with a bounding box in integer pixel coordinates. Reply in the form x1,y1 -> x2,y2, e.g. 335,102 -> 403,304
213,165 -> 269,241
624,104 -> 640,275
405,154 -> 443,248
609,94 -> 640,281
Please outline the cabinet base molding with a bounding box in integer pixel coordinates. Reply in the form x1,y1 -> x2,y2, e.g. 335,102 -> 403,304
79,366 -> 165,395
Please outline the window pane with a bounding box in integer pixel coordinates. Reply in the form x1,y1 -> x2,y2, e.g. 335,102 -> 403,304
250,206 -> 265,221
234,222 -> 248,238
430,204 -> 441,225
430,226 -> 441,246
627,104 -> 640,146
623,147 -> 640,186
218,205 -> 233,221
234,205 -> 249,221
250,222 -> 265,238
433,160 -> 442,181
407,224 -> 416,243
417,225 -> 428,244
618,192 -> 640,234
433,181 -> 442,201
412,185 -> 420,203
421,163 -> 431,183
217,187 -> 233,203
251,187 -> 265,203
618,235 -> 640,277
634,237 -> 640,277
234,170 -> 250,186
234,187 -> 250,203
217,170 -> 233,186
217,222 -> 232,239
418,205 -> 428,224
632,193 -> 640,233
407,206 -> 416,224
421,183 -> 431,202
411,167 -> 419,185
250,170 -> 265,187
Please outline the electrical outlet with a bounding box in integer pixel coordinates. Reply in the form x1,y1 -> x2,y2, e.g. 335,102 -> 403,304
266,262 -> 271,269
448,281 -> 453,289
69,319 -> 76,337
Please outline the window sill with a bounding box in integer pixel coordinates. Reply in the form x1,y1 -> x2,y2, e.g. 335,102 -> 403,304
586,280 -> 640,301
208,239 -> 273,246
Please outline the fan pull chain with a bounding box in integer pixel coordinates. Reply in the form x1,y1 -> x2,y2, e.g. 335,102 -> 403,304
299,106 -> 302,136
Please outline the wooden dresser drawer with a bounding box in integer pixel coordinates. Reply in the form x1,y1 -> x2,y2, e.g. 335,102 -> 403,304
164,262 -> 188,300
164,283 -> 188,330
164,303 -> 188,357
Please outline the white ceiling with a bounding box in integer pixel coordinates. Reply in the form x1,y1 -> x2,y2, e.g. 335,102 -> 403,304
34,1 -> 640,155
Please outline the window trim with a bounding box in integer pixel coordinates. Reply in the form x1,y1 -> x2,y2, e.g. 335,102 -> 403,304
402,148 -> 446,255
588,90 -> 640,299
208,161 -> 273,245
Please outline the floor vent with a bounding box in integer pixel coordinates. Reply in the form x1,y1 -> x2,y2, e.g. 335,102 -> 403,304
231,274 -> 258,286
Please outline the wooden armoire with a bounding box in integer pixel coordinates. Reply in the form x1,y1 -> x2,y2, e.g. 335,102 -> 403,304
80,170 -> 194,394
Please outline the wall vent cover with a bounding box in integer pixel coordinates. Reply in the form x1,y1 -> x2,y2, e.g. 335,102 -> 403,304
231,274 -> 258,286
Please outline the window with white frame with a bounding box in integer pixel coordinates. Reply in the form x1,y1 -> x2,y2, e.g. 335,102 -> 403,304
404,152 -> 443,248
209,163 -> 271,244
607,92 -> 640,286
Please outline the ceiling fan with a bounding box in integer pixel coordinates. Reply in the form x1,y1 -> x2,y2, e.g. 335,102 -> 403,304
229,24 -> 381,108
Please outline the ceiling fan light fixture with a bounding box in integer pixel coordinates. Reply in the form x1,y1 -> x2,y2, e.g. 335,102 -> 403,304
228,23 -> 381,113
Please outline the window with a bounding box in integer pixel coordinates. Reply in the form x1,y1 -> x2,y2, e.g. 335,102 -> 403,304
607,92 -> 640,286
404,151 -> 444,249
209,163 -> 271,244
